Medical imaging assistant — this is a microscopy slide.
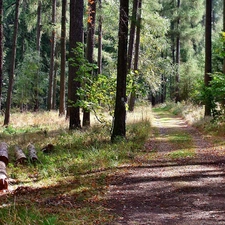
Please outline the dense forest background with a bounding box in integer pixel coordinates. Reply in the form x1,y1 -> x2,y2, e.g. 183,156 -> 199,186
0,0 -> 224,135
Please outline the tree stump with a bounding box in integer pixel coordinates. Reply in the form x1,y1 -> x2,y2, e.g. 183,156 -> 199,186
0,161 -> 8,190
15,146 -> 27,164
27,144 -> 38,162
0,142 -> 9,165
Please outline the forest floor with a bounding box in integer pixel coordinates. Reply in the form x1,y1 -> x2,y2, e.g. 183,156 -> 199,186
106,108 -> 225,224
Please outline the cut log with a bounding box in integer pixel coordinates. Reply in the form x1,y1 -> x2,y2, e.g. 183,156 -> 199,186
27,144 -> 38,162
41,144 -> 54,153
0,161 -> 8,190
0,142 -> 8,165
15,146 -> 27,164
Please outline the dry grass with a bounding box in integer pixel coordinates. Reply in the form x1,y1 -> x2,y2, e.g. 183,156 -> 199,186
0,106 -> 153,225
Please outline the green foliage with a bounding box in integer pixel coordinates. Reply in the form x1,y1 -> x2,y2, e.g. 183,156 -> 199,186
14,49 -> 46,110
69,43 -> 117,121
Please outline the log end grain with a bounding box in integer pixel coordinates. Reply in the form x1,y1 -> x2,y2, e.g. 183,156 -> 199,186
41,144 -> 54,153
0,161 -> 8,190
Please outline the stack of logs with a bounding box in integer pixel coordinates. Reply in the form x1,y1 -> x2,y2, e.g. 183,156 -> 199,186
0,143 -> 38,190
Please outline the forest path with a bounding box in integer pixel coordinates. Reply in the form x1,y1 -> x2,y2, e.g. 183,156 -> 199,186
106,109 -> 225,225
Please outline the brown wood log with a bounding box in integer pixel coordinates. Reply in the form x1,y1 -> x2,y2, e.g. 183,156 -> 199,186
41,144 -> 54,153
0,142 -> 8,165
0,161 -> 8,190
15,146 -> 27,164
27,144 -> 38,162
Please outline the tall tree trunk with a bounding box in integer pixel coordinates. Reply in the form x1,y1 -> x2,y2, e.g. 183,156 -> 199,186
223,0 -> 225,75
170,20 -> 176,100
204,0 -> 212,116
83,0 -> 96,127
4,0 -> 20,126
127,0 -> 138,71
48,0 -> 56,110
34,1 -> 42,112
128,0 -> 142,112
175,0 -> 180,103
59,0 -> 67,116
53,61 -> 58,109
111,0 -> 129,141
97,0 -> 102,75
0,0 -> 3,111
68,0 -> 84,129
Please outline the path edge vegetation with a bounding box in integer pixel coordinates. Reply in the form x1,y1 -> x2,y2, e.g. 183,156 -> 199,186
0,105 -> 152,224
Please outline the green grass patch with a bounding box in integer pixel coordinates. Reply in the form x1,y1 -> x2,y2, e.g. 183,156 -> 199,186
167,149 -> 195,159
0,106 -> 152,224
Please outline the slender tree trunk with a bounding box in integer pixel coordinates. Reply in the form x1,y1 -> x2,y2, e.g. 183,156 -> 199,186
97,0 -> 102,75
53,61 -> 58,109
4,0 -> 20,126
83,0 -> 96,127
175,0 -> 180,103
128,0 -> 142,112
204,0 -> 212,116
0,0 -> 3,111
68,0 -> 84,129
223,0 -> 225,74
34,1 -> 42,112
59,0 -> 67,116
170,20 -> 176,100
48,0 -> 56,110
127,0 -> 138,71
111,0 -> 129,141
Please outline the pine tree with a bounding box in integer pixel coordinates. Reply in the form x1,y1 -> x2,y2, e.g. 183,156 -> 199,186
204,0 -> 212,116
68,0 -> 84,129
111,0 -> 129,141
4,0 -> 20,125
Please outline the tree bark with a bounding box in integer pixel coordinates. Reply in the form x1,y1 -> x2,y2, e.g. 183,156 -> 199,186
4,0 -> 20,126
127,0 -> 138,72
68,0 -> 84,129
59,0 -> 67,116
27,144 -> 38,162
0,142 -> 8,165
111,0 -> 129,141
204,0 -> 212,116
223,0 -> 225,74
15,146 -> 27,164
175,0 -> 180,103
128,0 -> 142,112
47,0 -> 56,110
83,0 -> 96,127
0,161 -> 7,190
97,0 -> 102,75
0,0 -> 3,111
34,1 -> 42,112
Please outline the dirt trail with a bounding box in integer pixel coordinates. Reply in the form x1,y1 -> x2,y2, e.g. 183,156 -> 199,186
106,111 -> 225,225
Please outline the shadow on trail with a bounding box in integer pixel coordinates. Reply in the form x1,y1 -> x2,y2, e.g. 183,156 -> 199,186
106,110 -> 225,224
107,162 -> 225,224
